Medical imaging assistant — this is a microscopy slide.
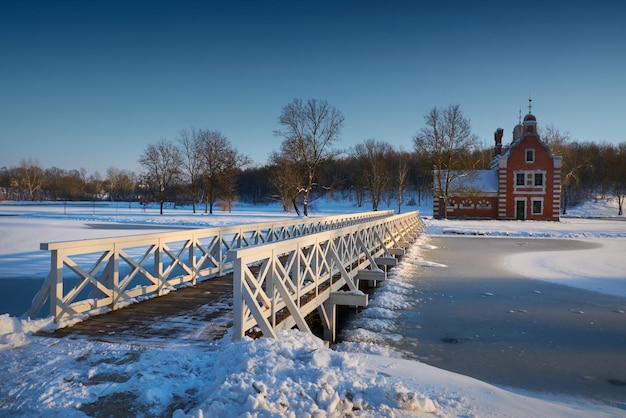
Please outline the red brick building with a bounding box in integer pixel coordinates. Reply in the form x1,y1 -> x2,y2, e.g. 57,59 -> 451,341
433,111 -> 562,221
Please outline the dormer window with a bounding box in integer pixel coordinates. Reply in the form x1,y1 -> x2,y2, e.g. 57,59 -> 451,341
525,149 -> 535,163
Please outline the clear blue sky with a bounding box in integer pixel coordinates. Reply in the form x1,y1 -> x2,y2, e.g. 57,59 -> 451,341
1,0 -> 625,176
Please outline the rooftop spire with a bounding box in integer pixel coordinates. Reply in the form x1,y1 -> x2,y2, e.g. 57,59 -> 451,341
528,95 -> 533,114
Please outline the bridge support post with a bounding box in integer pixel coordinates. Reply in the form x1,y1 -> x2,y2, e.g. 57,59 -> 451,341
318,291 -> 368,343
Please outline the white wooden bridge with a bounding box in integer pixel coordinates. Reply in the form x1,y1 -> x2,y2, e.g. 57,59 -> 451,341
29,210 -> 424,342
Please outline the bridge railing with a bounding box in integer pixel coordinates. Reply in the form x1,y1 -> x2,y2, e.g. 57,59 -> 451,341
229,211 -> 425,340
28,210 -> 394,322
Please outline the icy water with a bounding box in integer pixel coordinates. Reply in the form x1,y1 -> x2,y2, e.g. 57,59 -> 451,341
0,278 -> 46,317
339,236 -> 626,408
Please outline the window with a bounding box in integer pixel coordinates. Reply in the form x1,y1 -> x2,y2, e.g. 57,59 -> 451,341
534,173 -> 543,186
516,173 -> 525,186
477,200 -> 490,209
526,149 -> 535,163
461,200 -> 473,208
532,199 -> 542,214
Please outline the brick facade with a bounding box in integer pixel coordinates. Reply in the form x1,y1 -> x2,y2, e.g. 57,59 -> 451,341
433,112 -> 562,221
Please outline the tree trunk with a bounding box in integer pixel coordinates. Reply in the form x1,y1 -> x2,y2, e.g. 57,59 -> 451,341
303,190 -> 309,217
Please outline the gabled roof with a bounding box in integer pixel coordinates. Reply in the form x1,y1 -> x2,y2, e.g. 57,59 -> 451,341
443,169 -> 498,194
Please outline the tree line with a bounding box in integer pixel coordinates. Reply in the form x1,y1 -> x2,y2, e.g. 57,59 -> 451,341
2,100 -> 625,215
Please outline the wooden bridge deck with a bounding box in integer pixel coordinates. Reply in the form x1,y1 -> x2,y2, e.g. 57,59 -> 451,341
37,275 -> 235,343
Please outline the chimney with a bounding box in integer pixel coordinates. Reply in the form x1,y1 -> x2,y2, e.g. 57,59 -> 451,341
494,128 -> 504,157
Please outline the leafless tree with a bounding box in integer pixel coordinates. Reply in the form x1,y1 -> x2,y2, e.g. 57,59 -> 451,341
17,159 -> 44,200
85,171 -> 104,200
177,128 -> 203,213
138,138 -> 183,214
413,104 -> 479,218
198,130 -> 250,214
105,167 -> 119,201
106,167 -> 137,202
268,151 -> 303,213
541,125 -> 577,214
606,143 -> 626,215
393,151 -> 412,214
0,166 -> 12,199
274,98 -> 344,216
352,139 -> 393,211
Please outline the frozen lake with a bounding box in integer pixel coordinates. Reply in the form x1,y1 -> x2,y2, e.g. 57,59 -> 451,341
339,236 -> 626,406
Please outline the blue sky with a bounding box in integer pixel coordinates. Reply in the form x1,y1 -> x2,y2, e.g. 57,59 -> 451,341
1,0 -> 625,176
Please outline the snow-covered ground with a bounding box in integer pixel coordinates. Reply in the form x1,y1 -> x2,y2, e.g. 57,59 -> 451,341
1,198 -> 625,417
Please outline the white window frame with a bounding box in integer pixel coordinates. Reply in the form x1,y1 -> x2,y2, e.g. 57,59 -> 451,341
531,198 -> 543,215
513,170 -> 547,194
525,149 -> 535,163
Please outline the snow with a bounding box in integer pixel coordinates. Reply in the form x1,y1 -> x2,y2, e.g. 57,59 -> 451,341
1,198 -> 625,417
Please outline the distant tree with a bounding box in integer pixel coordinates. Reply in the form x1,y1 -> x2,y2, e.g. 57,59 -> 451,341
44,167 -> 66,200
61,169 -> 84,200
138,138 -> 183,214
352,139 -> 393,211
0,166 -> 11,199
274,98 -> 344,216
198,130 -> 250,214
268,151 -> 303,213
105,167 -> 120,201
177,128 -> 204,213
393,150 -> 412,214
17,159 -> 44,200
541,125 -> 577,214
106,167 -> 137,202
413,104 -> 479,219
85,171 -> 104,200
236,166 -> 273,205
607,143 -> 626,215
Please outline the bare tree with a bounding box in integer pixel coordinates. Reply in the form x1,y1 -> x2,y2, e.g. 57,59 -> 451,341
138,138 -> 183,214
394,151 -> 411,214
17,159 -> 44,200
105,168 -> 137,202
413,104 -> 479,218
86,171 -> 104,201
0,166 -> 12,199
198,130 -> 250,214
44,167 -> 65,200
274,98 -> 344,216
268,151 -> 303,213
541,125 -> 575,214
607,143 -> 626,215
352,139 -> 393,211
177,128 -> 203,213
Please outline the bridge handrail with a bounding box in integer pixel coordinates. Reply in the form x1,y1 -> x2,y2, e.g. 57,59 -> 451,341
229,211 -> 425,339
28,209 -> 394,322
